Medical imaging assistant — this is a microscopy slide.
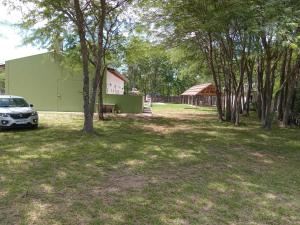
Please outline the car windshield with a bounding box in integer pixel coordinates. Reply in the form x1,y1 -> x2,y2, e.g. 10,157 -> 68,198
0,98 -> 29,107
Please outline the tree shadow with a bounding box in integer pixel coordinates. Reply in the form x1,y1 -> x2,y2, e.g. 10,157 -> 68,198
0,112 -> 300,224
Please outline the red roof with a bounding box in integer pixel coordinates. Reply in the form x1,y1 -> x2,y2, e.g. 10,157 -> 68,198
181,83 -> 216,96
107,67 -> 128,82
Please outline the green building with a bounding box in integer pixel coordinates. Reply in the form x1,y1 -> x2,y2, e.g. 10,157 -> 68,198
5,53 -> 143,113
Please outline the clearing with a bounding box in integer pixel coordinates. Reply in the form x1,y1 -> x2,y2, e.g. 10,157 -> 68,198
0,104 -> 300,225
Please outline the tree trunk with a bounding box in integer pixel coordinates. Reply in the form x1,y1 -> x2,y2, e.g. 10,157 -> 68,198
282,81 -> 296,127
98,66 -> 106,120
235,94 -> 241,126
278,50 -> 288,120
256,56 -> 264,120
282,52 -> 300,127
207,34 -> 223,121
73,0 -> 93,133
225,84 -> 232,121
260,34 -> 277,130
262,57 -> 272,130
92,0 -> 106,121
233,45 -> 246,126
245,60 -> 254,116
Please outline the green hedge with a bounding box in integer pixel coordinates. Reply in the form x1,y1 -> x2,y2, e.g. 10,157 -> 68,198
103,94 -> 143,114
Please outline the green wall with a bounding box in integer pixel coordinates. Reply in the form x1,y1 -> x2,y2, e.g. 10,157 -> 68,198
6,53 -> 82,112
103,95 -> 144,114
0,69 -> 4,94
5,52 -> 143,113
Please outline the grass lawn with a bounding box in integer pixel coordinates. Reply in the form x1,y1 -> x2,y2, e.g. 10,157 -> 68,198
1,104 -> 300,225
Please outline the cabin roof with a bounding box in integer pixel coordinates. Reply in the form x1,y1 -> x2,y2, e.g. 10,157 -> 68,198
181,83 -> 216,96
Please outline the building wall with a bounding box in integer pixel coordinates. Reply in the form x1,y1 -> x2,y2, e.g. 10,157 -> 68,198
106,70 -> 124,95
5,52 -> 143,113
5,53 -> 83,112
0,67 -> 4,94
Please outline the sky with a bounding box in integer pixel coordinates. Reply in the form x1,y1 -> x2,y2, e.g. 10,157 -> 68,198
0,6 -> 46,64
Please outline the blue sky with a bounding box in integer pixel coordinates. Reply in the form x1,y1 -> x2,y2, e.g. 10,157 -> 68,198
0,7 -> 46,64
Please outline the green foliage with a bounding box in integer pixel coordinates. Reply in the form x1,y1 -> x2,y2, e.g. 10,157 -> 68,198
138,0 -> 300,127
124,37 -> 210,96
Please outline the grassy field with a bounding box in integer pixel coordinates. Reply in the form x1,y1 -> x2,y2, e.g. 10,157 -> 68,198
0,104 -> 300,225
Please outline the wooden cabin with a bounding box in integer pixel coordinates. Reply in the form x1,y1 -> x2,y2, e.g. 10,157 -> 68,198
181,83 -> 217,106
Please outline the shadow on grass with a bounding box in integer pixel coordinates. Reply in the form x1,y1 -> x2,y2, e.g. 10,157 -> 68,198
0,112 -> 299,224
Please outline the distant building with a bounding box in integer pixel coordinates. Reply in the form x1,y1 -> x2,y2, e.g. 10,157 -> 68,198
181,83 -> 217,106
106,68 -> 128,95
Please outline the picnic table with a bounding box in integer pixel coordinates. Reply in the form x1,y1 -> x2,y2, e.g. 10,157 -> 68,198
101,103 -> 116,113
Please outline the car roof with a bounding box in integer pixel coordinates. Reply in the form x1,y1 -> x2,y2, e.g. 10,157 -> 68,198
0,95 -> 24,99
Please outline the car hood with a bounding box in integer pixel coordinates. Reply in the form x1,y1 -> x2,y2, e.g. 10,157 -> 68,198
0,107 -> 35,114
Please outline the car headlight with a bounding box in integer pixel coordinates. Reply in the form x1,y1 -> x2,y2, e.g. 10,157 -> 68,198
31,111 -> 38,116
0,113 -> 9,117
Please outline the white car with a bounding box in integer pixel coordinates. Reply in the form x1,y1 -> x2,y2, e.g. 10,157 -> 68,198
0,95 -> 38,130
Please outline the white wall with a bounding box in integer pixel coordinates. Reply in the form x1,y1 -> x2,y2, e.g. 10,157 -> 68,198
106,70 -> 124,95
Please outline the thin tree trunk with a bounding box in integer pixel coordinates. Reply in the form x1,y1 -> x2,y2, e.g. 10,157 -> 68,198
225,82 -> 232,121
207,33 -> 223,121
245,60 -> 254,116
282,52 -> 300,127
260,34 -> 275,130
256,54 -> 265,121
91,0 -> 106,120
98,66 -> 106,120
282,80 -> 296,127
73,0 -> 93,133
278,50 -> 288,120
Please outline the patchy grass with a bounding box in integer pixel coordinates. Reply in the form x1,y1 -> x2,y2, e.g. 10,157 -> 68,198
0,103 -> 300,225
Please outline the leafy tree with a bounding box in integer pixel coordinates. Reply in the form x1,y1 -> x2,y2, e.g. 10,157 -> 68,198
124,37 -> 206,96
141,0 -> 300,129
4,0 -> 132,133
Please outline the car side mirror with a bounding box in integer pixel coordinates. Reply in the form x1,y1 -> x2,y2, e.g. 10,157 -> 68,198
30,104 -> 34,107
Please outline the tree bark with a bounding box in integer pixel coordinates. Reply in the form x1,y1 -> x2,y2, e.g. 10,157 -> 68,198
256,57 -> 263,120
98,65 -> 106,120
225,79 -> 232,121
278,50 -> 288,121
282,52 -> 300,127
73,0 -> 93,133
91,0 -> 106,121
245,60 -> 254,116
207,33 -> 223,121
260,34 -> 280,130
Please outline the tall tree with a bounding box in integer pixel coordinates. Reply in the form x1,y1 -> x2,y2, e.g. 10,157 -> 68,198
141,0 -> 300,129
4,0 -> 131,133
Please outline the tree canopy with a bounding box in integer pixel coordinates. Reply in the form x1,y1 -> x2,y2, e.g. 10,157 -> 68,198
137,0 -> 300,129
3,0 -> 300,130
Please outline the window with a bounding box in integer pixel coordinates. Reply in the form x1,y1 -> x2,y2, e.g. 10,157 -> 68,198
0,98 -> 29,107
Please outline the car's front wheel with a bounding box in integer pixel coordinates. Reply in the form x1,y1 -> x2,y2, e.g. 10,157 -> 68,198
0,126 -> 7,132
32,124 -> 39,129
